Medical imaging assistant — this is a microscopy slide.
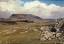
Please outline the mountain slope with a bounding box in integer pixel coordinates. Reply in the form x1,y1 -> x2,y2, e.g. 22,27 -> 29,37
7,14 -> 43,22
0,14 -> 56,24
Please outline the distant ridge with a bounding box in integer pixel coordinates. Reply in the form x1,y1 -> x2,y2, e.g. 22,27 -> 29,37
0,14 -> 43,23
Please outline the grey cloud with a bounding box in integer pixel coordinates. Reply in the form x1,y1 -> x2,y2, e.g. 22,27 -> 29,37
51,11 -> 64,19
0,0 -> 64,19
0,0 -> 9,2
0,11 -> 12,18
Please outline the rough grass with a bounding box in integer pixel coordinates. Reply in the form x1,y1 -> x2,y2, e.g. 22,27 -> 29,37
0,22 -> 63,44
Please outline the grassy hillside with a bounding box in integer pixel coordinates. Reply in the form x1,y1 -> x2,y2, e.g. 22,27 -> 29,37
0,22 -> 63,44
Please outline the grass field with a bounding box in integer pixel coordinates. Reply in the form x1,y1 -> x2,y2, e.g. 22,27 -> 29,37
0,22 -> 63,44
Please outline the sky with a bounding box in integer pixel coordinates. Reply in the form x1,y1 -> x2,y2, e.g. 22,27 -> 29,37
0,0 -> 64,19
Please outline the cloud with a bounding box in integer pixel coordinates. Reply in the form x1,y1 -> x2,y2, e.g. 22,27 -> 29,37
0,10 -> 11,18
18,1 -> 64,19
0,0 -> 64,19
0,0 -> 8,2
0,0 -> 18,12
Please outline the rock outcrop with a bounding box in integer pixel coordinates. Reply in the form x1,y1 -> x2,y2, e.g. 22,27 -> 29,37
40,26 -> 62,41
40,18 -> 64,41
